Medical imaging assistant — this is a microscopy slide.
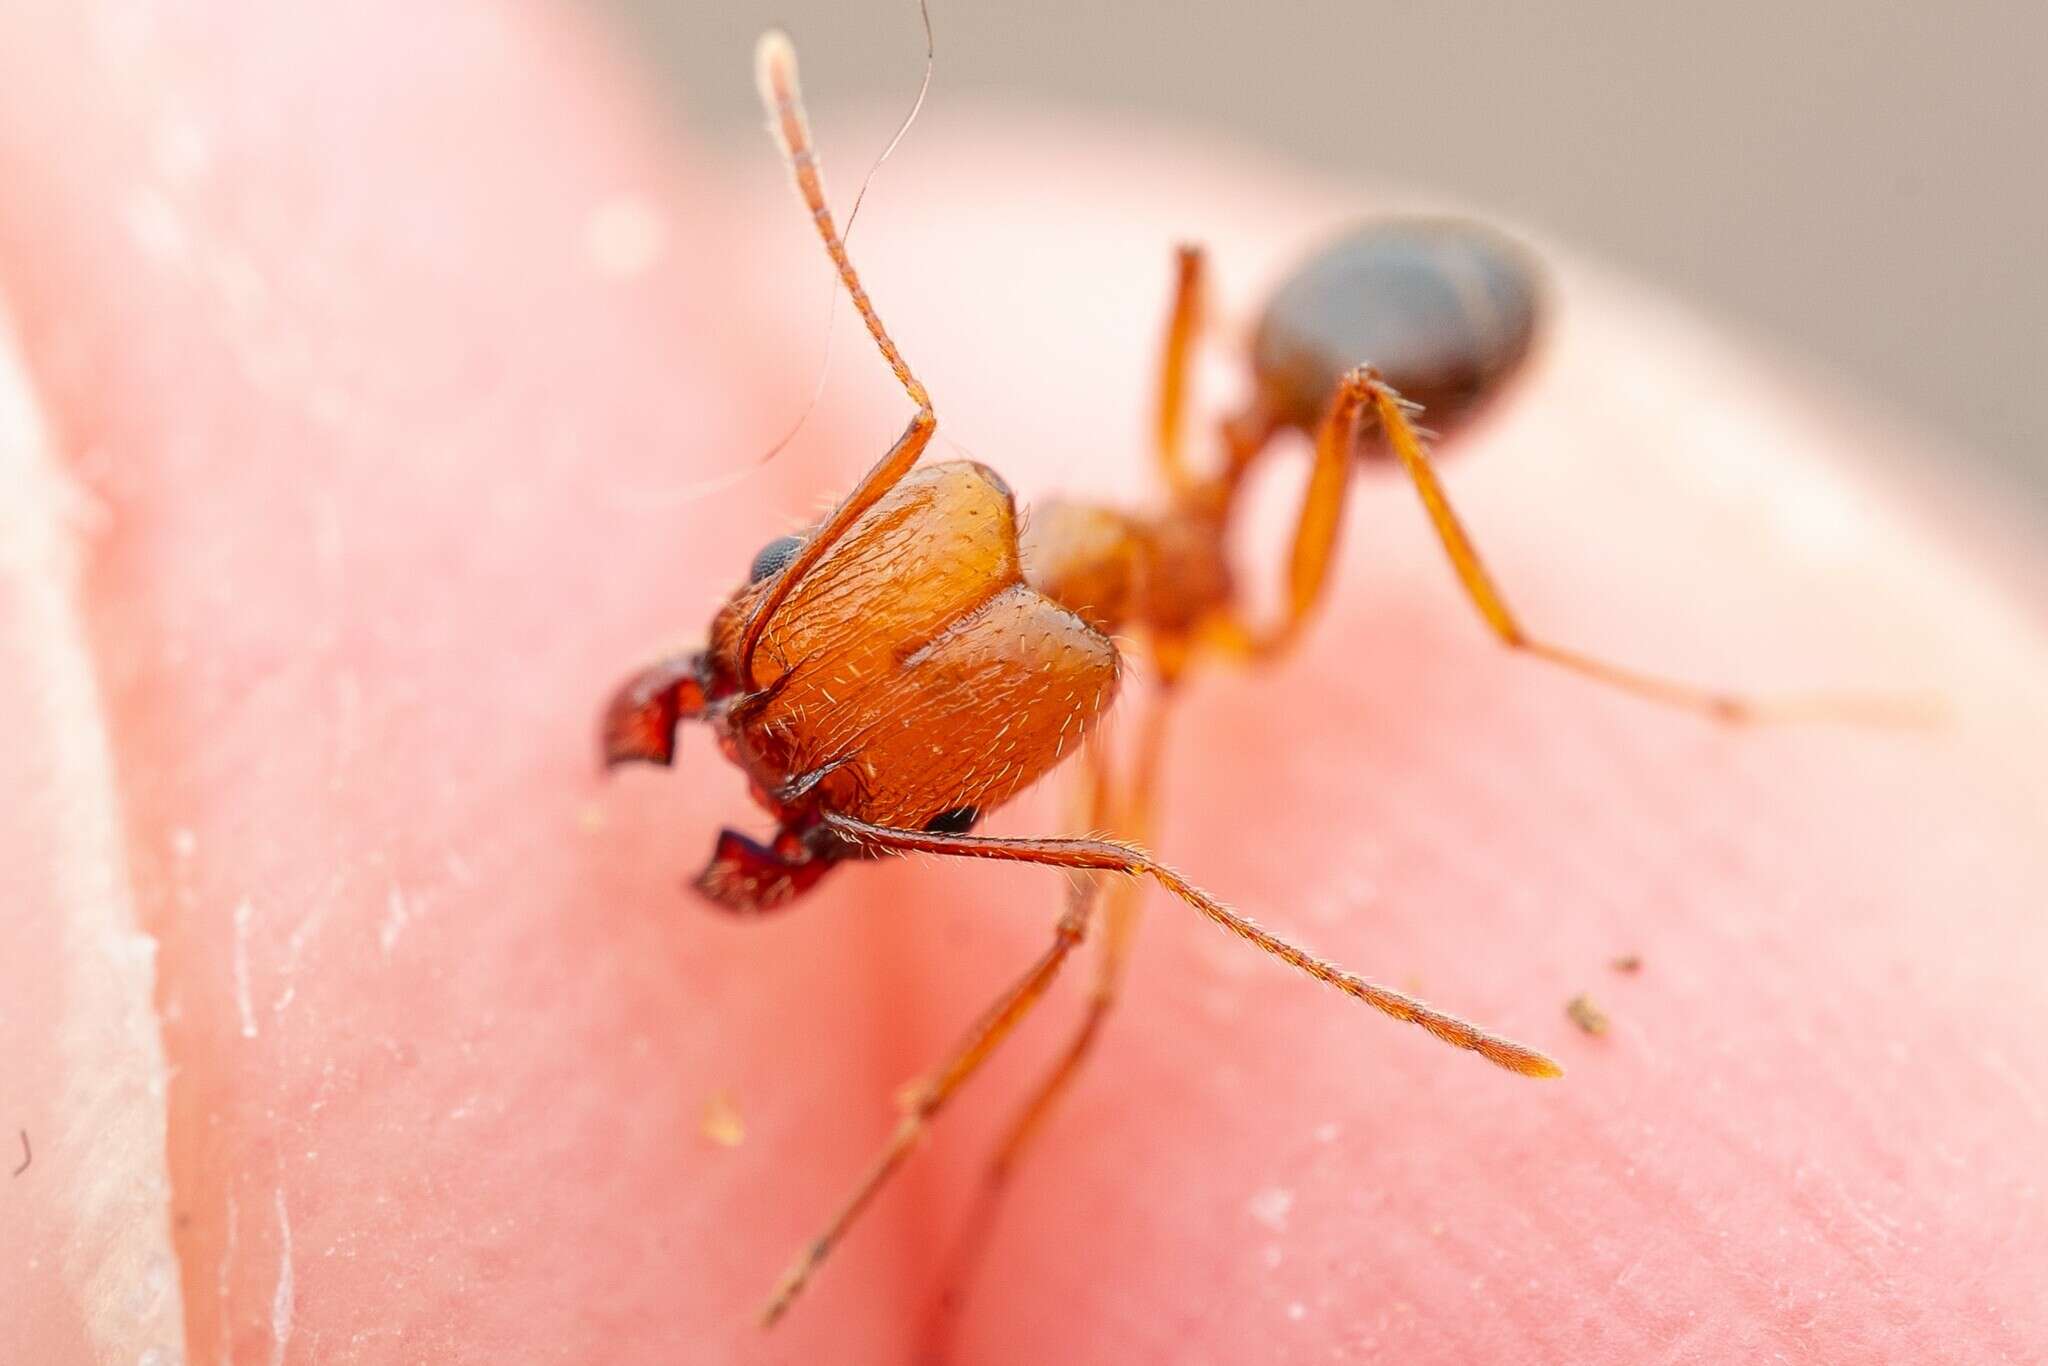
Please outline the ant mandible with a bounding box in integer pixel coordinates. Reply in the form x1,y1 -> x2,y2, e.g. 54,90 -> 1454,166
602,29 -> 1867,1326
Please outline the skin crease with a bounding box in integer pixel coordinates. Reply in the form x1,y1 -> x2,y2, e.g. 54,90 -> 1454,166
2,2 -> 2047,1363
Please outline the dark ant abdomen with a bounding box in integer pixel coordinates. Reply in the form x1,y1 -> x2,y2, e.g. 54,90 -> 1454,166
1251,217 -> 1542,447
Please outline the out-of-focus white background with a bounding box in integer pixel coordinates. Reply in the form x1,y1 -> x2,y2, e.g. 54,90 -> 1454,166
602,1 -> 2046,513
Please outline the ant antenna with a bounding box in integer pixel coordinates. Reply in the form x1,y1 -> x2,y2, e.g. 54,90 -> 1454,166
610,2 -> 937,509
744,2 -> 936,468
847,0 -> 936,237
756,27 -> 932,411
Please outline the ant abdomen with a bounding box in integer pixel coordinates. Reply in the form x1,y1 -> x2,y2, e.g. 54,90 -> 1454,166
1250,217 -> 1543,447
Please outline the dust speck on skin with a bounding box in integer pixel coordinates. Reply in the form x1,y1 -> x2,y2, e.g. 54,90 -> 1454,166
1312,1121 -> 1340,1143
232,898 -> 258,1039
1286,1301 -> 1307,1322
702,1091 -> 746,1148
169,827 -> 196,859
1247,1186 -> 1294,1233
1566,992 -> 1611,1036
582,194 -> 667,279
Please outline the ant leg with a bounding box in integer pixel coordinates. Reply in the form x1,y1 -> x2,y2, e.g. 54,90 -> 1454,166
1206,367 -> 1377,660
1155,245 -> 1206,495
819,809 -> 1560,1078
759,878 -> 1098,1327
1358,369 -> 1930,724
740,33 -> 938,677
983,694 -> 1174,1189
919,876 -> 1138,1348
919,711 -> 1169,1346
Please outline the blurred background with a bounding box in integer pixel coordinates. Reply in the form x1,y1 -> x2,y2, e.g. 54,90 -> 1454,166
601,0 -> 2046,515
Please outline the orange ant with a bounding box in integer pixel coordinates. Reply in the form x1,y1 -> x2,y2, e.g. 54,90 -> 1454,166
602,30 -> 1896,1326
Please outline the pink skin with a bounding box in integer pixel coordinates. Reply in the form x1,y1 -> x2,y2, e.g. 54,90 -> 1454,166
3,2 -> 2046,1363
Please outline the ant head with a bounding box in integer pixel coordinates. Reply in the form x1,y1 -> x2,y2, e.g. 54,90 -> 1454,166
746,532 -> 806,585
725,459 -> 1112,812
596,525 -> 824,772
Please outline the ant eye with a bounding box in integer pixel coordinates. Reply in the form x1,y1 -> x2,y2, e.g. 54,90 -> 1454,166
924,806 -> 980,835
748,533 -> 805,584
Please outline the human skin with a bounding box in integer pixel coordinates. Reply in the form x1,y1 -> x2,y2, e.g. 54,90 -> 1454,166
2,1 -> 2045,1363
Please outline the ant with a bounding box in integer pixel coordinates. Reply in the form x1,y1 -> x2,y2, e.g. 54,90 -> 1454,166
602,29 -> 1895,1326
